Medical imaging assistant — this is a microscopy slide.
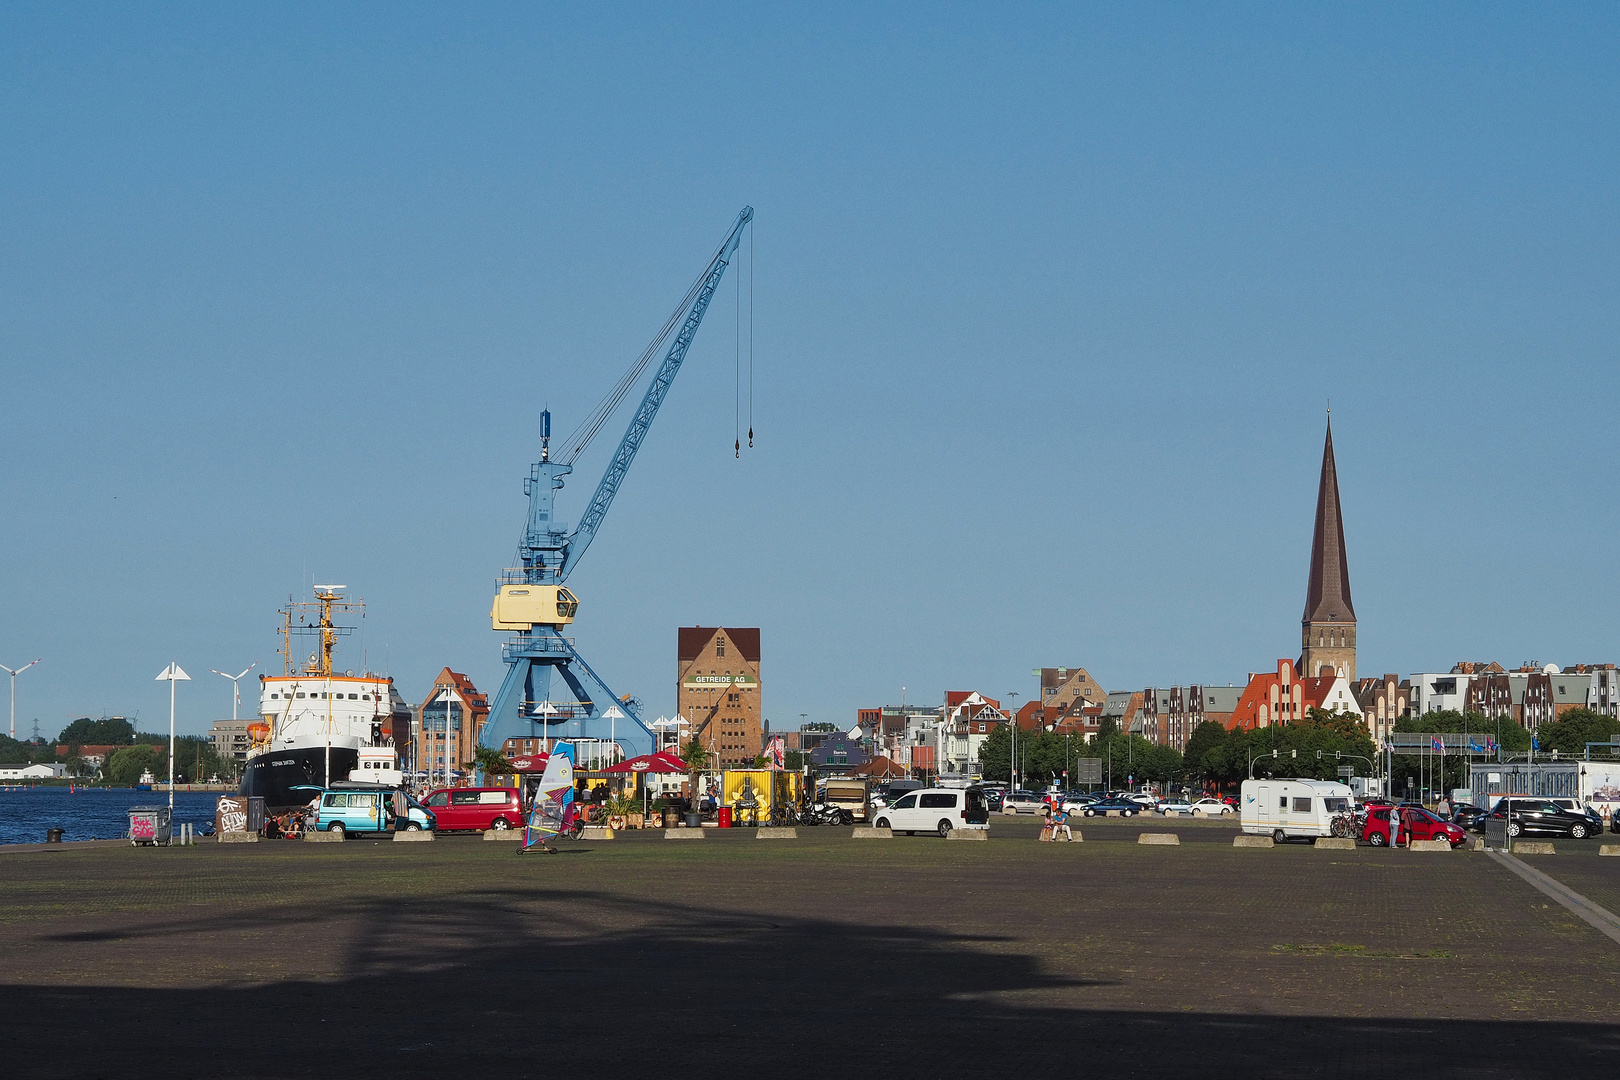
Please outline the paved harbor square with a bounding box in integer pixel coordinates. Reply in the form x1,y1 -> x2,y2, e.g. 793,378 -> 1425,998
3,820 -> 1619,1078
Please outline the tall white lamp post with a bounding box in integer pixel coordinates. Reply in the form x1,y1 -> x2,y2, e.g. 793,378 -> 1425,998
156,663 -> 191,813
1,659 -> 41,741
602,705 -> 625,767
533,700 -> 559,757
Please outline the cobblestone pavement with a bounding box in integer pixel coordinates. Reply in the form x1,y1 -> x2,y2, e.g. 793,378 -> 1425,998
2,819 -> 1617,1079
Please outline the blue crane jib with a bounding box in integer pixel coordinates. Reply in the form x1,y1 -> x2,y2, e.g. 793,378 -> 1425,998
479,208 -> 753,762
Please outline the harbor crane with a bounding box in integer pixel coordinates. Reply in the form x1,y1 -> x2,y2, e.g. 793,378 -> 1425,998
479,207 -> 754,761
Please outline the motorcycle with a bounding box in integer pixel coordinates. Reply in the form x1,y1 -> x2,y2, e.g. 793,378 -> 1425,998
804,802 -> 854,826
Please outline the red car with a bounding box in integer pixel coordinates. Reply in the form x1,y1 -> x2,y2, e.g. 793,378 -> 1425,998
420,787 -> 524,832
1361,805 -> 1466,848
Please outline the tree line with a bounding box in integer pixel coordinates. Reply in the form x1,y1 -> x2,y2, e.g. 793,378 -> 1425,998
0,715 -> 231,784
978,709 -> 1382,790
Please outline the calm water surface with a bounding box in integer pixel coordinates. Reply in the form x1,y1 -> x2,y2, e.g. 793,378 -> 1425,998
0,787 -> 225,844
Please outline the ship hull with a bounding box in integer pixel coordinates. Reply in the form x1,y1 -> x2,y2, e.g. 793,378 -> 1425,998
241,745 -> 360,811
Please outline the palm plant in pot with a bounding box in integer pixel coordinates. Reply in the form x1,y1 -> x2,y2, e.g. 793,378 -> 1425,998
604,789 -> 636,831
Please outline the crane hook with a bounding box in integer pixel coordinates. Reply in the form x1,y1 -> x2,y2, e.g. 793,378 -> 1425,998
735,438 -> 740,459
748,427 -> 753,448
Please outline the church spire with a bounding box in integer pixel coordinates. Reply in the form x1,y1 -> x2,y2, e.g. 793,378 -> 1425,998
1304,418 -> 1354,623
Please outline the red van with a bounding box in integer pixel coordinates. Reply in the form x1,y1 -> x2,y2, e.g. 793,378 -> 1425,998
421,787 -> 524,832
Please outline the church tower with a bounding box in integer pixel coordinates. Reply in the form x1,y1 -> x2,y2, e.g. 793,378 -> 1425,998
1300,418 -> 1356,682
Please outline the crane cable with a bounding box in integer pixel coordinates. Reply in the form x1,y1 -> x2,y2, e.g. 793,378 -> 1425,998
748,223 -> 754,449
735,232 -> 741,458
556,237 -> 719,468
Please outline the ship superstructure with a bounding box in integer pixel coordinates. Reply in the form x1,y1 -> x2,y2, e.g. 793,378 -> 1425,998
239,588 -> 412,810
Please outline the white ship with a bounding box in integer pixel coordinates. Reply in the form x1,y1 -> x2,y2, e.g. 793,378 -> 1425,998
239,588 -> 413,811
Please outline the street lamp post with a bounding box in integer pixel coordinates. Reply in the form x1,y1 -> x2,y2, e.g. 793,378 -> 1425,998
1,659 -> 41,741
155,663 -> 191,815
1008,692 -> 1019,791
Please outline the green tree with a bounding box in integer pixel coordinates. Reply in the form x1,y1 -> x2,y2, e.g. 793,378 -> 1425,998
467,745 -> 517,777
1534,708 -> 1620,757
1183,722 -> 1230,783
57,717 -> 137,746
680,737 -> 711,809
107,744 -> 161,786
977,724 -> 1012,783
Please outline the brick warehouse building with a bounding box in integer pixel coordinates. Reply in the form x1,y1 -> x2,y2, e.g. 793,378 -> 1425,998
679,627 -> 762,768
416,668 -> 489,783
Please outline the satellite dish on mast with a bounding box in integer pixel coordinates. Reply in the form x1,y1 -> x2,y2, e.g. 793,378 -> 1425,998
849,726 -> 863,740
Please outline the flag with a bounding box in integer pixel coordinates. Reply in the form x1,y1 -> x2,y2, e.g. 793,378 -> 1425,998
1431,736 -> 1444,753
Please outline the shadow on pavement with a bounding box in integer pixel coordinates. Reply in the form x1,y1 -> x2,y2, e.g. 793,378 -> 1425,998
4,884 -> 1617,1078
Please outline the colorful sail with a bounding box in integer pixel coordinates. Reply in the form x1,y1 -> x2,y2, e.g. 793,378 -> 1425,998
524,743 -> 576,848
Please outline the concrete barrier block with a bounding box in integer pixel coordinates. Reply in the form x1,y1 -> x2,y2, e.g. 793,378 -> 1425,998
1600,844 -> 1620,857
392,830 -> 433,842
1233,835 -> 1274,848
946,829 -> 987,840
1105,810 -> 1122,818
483,829 -> 523,840
1463,837 -> 1486,851
581,826 -> 615,840
665,829 -> 705,839
217,832 -> 259,843
303,829 -> 344,842
756,827 -> 797,839
851,827 -> 892,839
1137,832 -> 1180,846
1314,837 -> 1356,850
1515,841 -> 1556,855
1408,839 -> 1452,851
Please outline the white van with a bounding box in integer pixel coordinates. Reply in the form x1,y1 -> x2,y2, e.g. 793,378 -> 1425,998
871,787 -> 991,837
1240,778 -> 1354,843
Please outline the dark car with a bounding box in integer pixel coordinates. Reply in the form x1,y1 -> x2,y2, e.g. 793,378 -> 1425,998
1486,798 -> 1597,840
1450,804 -> 1488,830
983,789 -> 1006,812
1079,796 -> 1145,818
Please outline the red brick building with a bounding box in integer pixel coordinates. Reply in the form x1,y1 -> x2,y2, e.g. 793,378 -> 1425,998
679,627 -> 762,768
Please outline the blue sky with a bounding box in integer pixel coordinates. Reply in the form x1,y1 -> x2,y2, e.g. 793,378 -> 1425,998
2,4 -> 1616,739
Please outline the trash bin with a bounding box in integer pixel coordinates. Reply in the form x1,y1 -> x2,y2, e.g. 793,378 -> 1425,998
663,809 -> 678,828
45,828 -> 63,844
129,806 -> 172,847
717,806 -> 732,829
685,811 -> 701,828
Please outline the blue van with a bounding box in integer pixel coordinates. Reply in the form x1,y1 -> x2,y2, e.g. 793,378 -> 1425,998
297,785 -> 436,837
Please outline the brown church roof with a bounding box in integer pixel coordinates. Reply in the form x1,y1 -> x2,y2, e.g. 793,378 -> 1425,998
678,627 -> 760,663
1303,420 -> 1355,624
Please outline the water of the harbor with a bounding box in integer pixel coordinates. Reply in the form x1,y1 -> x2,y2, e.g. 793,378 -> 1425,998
0,787 -> 224,845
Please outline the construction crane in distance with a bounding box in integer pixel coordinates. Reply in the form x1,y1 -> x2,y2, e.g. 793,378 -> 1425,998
479,207 -> 754,763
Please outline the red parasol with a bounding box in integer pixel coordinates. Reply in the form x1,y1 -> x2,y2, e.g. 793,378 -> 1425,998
599,751 -> 690,775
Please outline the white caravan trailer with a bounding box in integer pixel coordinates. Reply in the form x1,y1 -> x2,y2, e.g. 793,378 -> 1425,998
1240,778 -> 1354,843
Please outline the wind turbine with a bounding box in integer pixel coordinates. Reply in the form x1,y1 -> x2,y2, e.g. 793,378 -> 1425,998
1,659 -> 41,741
210,663 -> 258,722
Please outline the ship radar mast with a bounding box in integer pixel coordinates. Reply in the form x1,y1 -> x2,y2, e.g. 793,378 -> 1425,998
278,586 -> 363,676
